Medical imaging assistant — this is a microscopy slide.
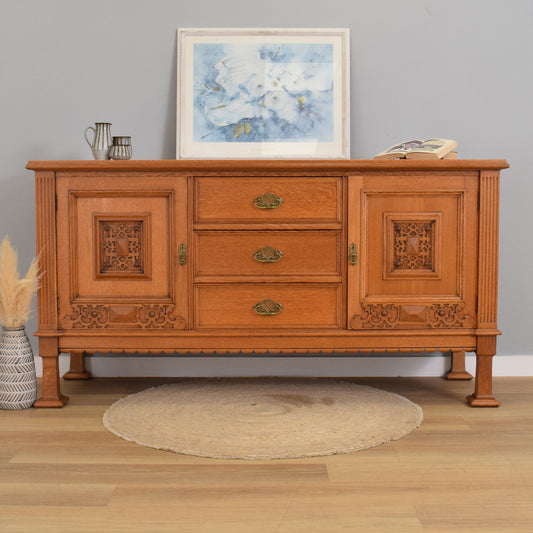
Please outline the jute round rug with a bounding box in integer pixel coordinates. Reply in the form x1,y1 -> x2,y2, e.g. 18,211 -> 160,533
103,378 -> 423,459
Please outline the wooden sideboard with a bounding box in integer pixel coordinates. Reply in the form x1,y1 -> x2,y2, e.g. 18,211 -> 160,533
27,159 -> 508,407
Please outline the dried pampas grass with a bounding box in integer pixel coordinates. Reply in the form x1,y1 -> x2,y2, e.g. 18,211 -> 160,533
0,237 -> 40,328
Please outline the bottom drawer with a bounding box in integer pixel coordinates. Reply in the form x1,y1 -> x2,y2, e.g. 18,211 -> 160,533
195,283 -> 341,329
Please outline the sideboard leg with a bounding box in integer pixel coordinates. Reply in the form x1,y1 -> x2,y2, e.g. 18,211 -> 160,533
467,337 -> 499,407
63,350 -> 91,380
445,350 -> 473,380
34,337 -> 69,408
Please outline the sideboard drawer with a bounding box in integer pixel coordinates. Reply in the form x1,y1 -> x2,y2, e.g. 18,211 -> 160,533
194,230 -> 341,279
194,177 -> 342,225
195,283 -> 342,329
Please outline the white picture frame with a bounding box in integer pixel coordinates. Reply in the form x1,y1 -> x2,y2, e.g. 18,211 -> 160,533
177,28 -> 350,159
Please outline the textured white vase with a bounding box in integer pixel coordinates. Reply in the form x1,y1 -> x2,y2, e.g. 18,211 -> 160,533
0,326 -> 37,409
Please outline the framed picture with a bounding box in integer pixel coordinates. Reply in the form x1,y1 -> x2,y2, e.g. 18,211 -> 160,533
177,28 -> 350,159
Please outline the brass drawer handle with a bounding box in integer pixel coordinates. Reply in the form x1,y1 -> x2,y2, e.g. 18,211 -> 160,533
253,298 -> 283,316
254,192 -> 283,209
349,243 -> 358,266
253,246 -> 283,263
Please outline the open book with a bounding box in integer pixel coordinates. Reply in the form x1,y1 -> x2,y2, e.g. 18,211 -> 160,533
374,138 -> 458,160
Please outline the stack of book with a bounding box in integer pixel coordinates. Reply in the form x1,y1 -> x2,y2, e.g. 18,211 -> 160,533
374,138 -> 458,160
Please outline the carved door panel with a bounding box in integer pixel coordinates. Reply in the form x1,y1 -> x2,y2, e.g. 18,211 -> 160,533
348,174 -> 478,330
56,175 -> 188,330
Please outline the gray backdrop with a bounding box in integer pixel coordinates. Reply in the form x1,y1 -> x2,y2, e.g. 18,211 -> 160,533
1,0 -> 531,376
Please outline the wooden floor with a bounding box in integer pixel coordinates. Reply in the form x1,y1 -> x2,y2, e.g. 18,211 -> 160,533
1,376 -> 532,533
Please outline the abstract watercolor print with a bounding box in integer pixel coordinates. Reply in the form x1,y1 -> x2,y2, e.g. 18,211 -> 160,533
193,43 -> 334,143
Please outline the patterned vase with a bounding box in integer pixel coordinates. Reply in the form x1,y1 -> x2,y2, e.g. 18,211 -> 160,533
0,326 -> 37,409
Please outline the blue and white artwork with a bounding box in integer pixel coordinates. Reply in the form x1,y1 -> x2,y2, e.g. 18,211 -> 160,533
193,43 -> 334,143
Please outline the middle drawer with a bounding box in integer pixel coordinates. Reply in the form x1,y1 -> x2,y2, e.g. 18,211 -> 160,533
194,230 -> 342,280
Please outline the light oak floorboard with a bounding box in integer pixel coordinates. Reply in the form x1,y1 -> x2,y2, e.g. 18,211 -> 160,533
0,376 -> 531,532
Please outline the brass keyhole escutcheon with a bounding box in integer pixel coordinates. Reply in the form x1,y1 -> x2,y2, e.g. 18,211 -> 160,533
349,243 -> 358,265
178,243 -> 187,266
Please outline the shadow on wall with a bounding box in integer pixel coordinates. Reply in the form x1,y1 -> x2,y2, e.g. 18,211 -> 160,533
161,32 -> 178,159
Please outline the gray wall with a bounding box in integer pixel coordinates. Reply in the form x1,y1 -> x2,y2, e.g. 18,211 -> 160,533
1,0 -> 531,375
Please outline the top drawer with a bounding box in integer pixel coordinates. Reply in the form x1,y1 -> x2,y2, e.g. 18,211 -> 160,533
194,177 -> 343,226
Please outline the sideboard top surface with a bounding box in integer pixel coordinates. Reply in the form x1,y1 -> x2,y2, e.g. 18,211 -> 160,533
26,159 -> 509,173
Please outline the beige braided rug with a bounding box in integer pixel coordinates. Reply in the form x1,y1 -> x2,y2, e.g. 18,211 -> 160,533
103,378 -> 423,459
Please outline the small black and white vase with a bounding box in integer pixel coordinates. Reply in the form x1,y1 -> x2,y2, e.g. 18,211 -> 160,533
0,326 -> 37,409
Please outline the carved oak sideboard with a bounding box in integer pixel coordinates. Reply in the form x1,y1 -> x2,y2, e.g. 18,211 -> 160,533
26,159 -> 508,407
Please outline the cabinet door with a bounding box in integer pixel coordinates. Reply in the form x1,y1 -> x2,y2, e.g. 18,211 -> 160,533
56,175 -> 188,330
348,173 -> 478,330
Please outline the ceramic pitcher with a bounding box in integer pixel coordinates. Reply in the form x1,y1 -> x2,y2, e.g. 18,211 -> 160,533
84,122 -> 112,160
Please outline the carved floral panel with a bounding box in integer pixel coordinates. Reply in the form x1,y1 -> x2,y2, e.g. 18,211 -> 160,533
384,213 -> 441,280
351,302 -> 473,329
61,303 -> 186,329
94,215 -> 151,279
393,221 -> 434,270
